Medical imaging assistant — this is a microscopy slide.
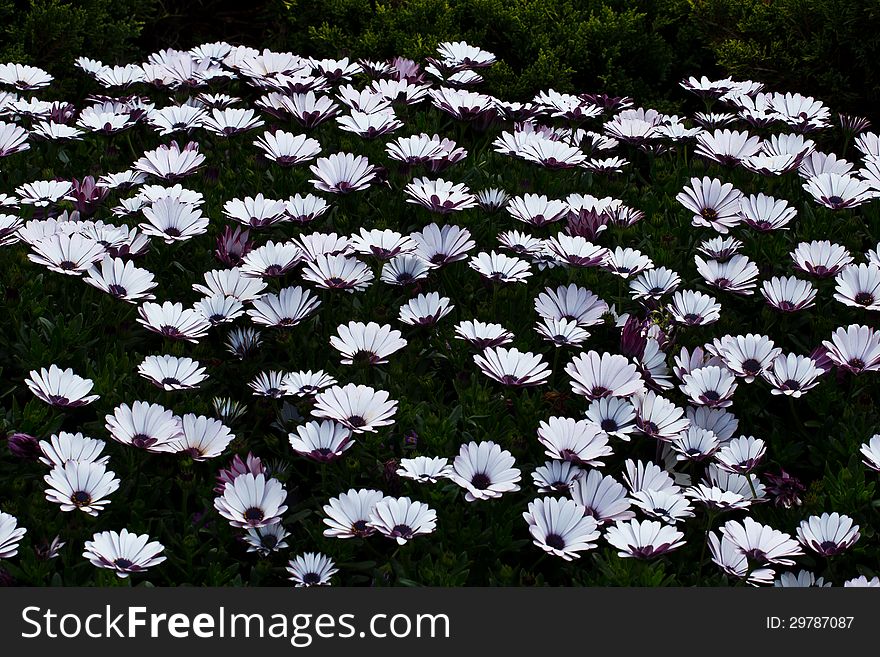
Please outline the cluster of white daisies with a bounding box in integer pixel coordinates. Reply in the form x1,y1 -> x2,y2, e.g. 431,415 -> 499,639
2,42 -> 880,587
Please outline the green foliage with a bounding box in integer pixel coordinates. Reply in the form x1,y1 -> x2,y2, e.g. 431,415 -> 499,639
689,0 -> 880,115
0,0 -> 152,98
275,0 -> 709,105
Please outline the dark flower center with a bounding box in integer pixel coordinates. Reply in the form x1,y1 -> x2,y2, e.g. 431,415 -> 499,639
347,415 -> 366,428
684,313 -> 701,324
855,292 -> 875,306
642,420 -> 659,436
744,548 -> 767,562
159,325 -> 183,338
164,227 -> 182,237
826,195 -> 844,208
701,390 -> 721,402
600,418 -> 619,432
131,433 -> 157,449
848,358 -> 865,371
114,558 -> 134,569
352,520 -> 369,535
59,260 -> 77,270
591,385 -> 609,398
471,472 -> 492,490
71,491 -> 92,506
302,572 -> 321,585
108,284 -> 127,297
781,379 -> 801,391
48,394 -> 71,406
353,350 -> 379,365
390,523 -> 413,539
741,358 -> 761,375
702,208 -> 718,220
261,535 -> 278,549
161,377 -> 181,386
545,534 -> 566,550
265,264 -> 283,276
244,507 -> 264,523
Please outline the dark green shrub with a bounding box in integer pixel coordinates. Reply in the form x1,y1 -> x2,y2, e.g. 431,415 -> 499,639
689,0 -> 880,117
0,0 -> 153,98
276,0 -> 714,107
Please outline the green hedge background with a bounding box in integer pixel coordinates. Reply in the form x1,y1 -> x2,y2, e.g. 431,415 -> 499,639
1,0 -> 878,117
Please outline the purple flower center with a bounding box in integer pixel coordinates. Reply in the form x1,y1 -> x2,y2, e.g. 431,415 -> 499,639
600,418 -> 619,432
390,523 -> 413,539
701,390 -> 721,403
159,325 -> 183,339
471,472 -> 492,490
545,534 -> 566,550
244,507 -> 264,523
71,491 -> 92,506
302,572 -> 321,585
131,433 -> 157,449
741,358 -> 761,375
855,292 -> 875,306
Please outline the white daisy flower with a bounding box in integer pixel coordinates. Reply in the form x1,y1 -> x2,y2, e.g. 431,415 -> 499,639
312,383 -> 397,433
323,488 -> 385,539
25,364 -> 99,408
214,472 -> 288,529
523,496 -> 601,561
170,414 -> 235,461
286,552 -> 338,587
83,529 -> 166,578
44,461 -> 119,516
105,401 -> 182,453
288,420 -> 354,463
137,355 -> 207,390
397,456 -> 453,483
474,347 -> 551,387
330,321 -> 407,365
368,496 -> 438,544
449,441 -> 521,502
